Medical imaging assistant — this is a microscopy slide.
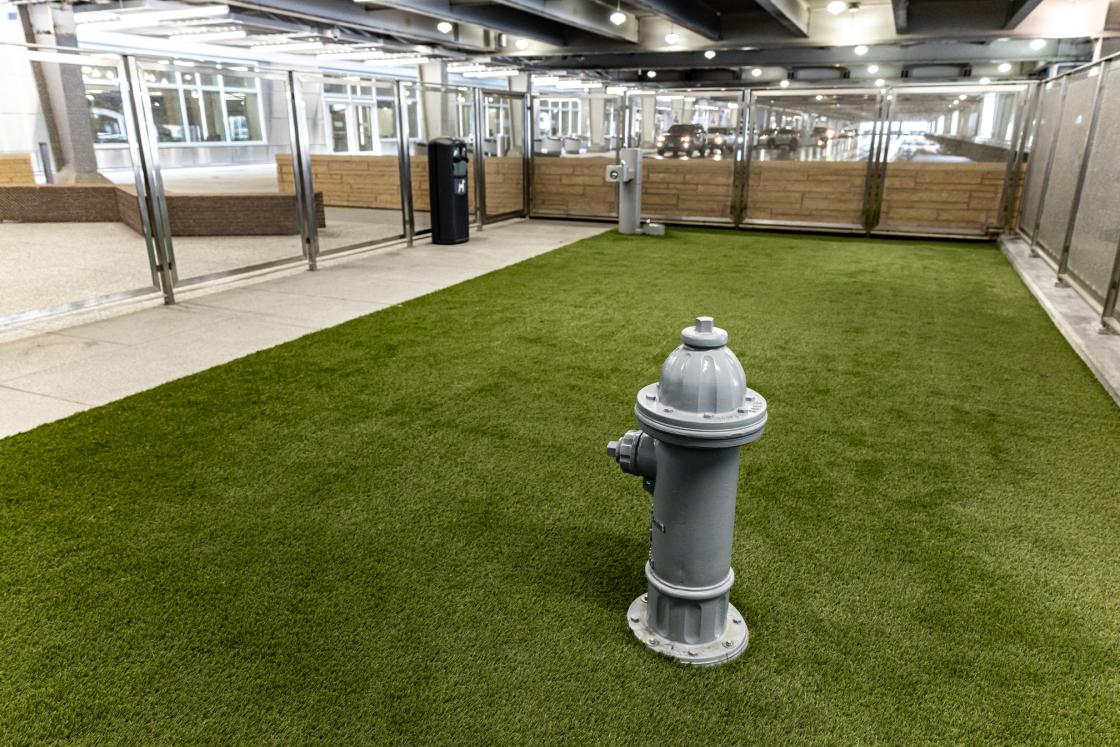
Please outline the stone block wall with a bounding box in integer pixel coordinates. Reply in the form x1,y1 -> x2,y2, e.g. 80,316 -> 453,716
0,185 -> 120,222
878,162 -> 1009,231
530,157 -> 617,218
746,161 -> 869,225
0,154 -> 35,185
482,157 -> 524,216
643,159 -> 734,220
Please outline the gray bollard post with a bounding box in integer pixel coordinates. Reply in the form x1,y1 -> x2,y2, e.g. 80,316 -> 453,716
607,316 -> 767,666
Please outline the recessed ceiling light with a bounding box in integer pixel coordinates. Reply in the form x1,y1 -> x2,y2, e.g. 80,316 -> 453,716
751,67 -> 762,77
826,1 -> 847,15
854,45 -> 868,56
867,64 -> 879,74
779,79 -> 790,88
437,21 -> 453,34
704,50 -> 716,60
979,77 -> 991,84
646,70 -> 657,79
959,94 -> 967,100
875,78 -> 885,87
815,94 -> 823,100
998,62 -> 1012,73
1030,38 -> 1046,50
515,38 -> 529,49
665,31 -> 680,45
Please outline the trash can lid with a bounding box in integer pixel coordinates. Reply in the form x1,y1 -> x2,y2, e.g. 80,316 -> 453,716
634,316 -> 767,447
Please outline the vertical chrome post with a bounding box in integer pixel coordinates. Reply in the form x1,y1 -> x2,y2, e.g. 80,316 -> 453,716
1001,83 -> 1039,233
739,89 -> 759,228
1101,236 -> 1120,330
522,93 -> 531,218
121,55 -> 175,303
1029,76 -> 1069,257
1058,62 -> 1109,277
472,86 -> 487,228
862,88 -> 892,233
394,80 -> 414,246
730,88 -> 750,226
286,70 -> 319,270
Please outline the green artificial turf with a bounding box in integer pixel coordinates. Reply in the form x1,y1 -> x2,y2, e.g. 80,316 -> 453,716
2,228 -> 1118,744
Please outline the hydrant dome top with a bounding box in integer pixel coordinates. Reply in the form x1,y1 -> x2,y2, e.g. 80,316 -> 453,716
634,316 -> 767,446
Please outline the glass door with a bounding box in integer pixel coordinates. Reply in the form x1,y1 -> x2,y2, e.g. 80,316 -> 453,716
405,82 -> 476,235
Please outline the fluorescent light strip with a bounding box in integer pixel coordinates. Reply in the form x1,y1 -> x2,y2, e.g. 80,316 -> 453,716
169,29 -> 246,42
461,68 -> 519,78
76,4 -> 230,29
367,56 -> 429,66
316,48 -> 386,60
251,40 -> 324,52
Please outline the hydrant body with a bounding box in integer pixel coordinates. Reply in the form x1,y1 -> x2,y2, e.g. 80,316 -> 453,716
608,316 -> 767,666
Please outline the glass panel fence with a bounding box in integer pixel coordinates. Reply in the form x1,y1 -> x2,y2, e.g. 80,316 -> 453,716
137,60 -> 303,282
1065,60 -> 1120,302
876,85 -> 1026,235
531,91 -> 622,219
0,45 -> 159,322
405,82 -> 474,234
295,72 -> 404,254
1033,69 -> 1098,260
746,89 -> 879,228
636,90 -> 740,223
482,93 -> 525,220
1017,78 -> 1063,238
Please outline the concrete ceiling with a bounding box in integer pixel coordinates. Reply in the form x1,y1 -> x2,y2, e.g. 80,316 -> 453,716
69,0 -> 1114,82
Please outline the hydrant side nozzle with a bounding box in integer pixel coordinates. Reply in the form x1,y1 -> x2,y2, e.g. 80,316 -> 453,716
607,429 -> 657,482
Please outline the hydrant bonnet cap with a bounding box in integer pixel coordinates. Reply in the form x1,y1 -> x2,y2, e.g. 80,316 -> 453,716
681,316 -> 728,349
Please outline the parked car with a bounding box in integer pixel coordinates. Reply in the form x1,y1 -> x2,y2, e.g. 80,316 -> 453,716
810,126 -> 830,146
706,127 -> 737,156
838,127 -> 857,138
656,124 -> 708,157
770,127 -> 800,150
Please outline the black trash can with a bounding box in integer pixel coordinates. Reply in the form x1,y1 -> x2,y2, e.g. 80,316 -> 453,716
427,137 -> 470,245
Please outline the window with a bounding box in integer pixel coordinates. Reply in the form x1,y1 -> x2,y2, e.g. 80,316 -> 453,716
138,68 -> 266,144
322,80 -> 421,153
537,98 -> 581,137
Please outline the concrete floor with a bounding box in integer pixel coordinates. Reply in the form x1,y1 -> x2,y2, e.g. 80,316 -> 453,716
1001,235 -> 1120,405
0,218 -> 609,438
0,207 -> 403,318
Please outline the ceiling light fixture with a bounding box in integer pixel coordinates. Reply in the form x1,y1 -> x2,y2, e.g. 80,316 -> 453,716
815,94 -> 823,101
979,77 -> 991,84
1030,39 -> 1046,50
751,67 -> 762,77
854,45 -> 868,56
646,70 -> 657,78
826,1 -> 847,15
867,64 -> 879,74
515,38 -> 529,49
610,1 -> 626,26
874,78 -> 885,87
779,79 -> 790,88
665,31 -> 680,45
704,50 -> 716,60
437,21 -> 453,34
998,62 -> 1012,73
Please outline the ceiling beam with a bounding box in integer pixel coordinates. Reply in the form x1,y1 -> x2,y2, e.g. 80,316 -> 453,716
355,0 -> 571,46
627,0 -> 722,40
225,0 -> 492,48
752,0 -> 809,37
1004,0 -> 1045,28
891,0 -> 909,33
489,0 -> 639,43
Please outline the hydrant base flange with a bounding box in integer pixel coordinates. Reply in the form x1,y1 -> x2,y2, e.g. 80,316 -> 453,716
627,594 -> 749,667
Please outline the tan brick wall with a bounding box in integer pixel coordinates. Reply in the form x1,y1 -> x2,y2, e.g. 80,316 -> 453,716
277,154 -> 479,214
0,154 -> 35,185
878,162 -> 1008,231
0,184 -> 321,236
482,156 -> 524,215
747,161 -> 868,225
531,157 -> 617,217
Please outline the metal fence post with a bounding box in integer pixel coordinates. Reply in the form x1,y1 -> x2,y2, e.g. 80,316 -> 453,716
286,70 -> 319,270
523,93 -> 531,218
730,88 -> 750,227
1028,76 -> 1069,257
394,80 -> 414,246
1057,62 -> 1109,278
861,88 -> 892,233
472,86 -> 487,228
999,82 -> 1038,233
121,55 -> 176,304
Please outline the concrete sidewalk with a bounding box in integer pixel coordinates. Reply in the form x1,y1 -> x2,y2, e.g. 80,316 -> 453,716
0,219 -> 609,438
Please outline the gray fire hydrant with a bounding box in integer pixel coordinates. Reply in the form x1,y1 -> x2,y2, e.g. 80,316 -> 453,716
607,316 -> 767,666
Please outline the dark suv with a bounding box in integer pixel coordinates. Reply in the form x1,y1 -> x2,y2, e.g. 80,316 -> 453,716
656,124 -> 708,157
707,127 -> 737,156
